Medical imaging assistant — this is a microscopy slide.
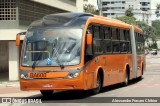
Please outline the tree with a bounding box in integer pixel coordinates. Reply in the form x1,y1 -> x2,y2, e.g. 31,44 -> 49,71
136,21 -> 156,48
152,20 -> 160,38
116,8 -> 136,24
116,16 -> 136,24
155,4 -> 160,17
125,8 -> 134,17
117,7 -> 158,49
83,3 -> 99,15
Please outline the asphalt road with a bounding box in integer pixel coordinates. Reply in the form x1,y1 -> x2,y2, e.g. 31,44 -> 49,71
1,54 -> 160,106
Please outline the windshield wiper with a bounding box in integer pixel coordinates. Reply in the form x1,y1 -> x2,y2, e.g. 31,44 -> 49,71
52,48 -> 64,70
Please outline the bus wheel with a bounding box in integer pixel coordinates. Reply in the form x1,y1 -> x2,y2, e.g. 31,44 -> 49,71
123,71 -> 129,86
139,67 -> 143,80
92,73 -> 102,94
40,90 -> 54,97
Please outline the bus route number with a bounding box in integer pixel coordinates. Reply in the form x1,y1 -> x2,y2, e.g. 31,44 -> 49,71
29,72 -> 47,78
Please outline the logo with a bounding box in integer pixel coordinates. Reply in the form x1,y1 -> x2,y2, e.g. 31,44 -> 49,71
47,57 -> 53,65
43,84 -> 53,88
2,98 -> 12,103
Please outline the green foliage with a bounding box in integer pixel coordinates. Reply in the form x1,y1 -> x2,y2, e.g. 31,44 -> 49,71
125,8 -> 134,17
152,20 -> 160,38
157,4 -> 160,10
83,4 -> 99,15
136,21 -> 157,48
116,16 -> 136,24
156,4 -> 160,17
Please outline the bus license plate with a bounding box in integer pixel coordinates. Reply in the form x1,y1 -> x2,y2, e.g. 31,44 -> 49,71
28,72 -> 47,78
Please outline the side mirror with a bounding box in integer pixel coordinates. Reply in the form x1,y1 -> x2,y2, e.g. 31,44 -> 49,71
87,33 -> 93,45
16,34 -> 20,46
16,32 -> 26,46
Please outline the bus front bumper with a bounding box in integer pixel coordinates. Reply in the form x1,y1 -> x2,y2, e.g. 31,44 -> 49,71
20,72 -> 85,91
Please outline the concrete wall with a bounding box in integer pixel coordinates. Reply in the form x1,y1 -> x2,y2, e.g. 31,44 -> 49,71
0,29 -> 26,40
33,0 -> 83,12
9,41 -> 19,81
0,41 -> 9,73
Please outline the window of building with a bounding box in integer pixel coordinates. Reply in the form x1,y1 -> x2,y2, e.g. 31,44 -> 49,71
102,2 -> 110,5
111,13 -> 115,15
102,2 -> 107,5
111,7 -> 115,9
122,1 -> 125,4
111,2 -> 114,4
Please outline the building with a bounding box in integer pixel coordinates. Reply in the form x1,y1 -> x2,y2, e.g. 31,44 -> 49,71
102,0 -> 151,25
0,0 -> 83,81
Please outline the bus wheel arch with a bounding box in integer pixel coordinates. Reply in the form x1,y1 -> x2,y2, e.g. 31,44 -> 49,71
92,68 -> 104,94
139,62 -> 144,80
123,64 -> 130,86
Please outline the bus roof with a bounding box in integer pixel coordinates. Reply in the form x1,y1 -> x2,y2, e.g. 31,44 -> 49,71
29,12 -> 143,33
94,15 -> 125,23
29,12 -> 93,28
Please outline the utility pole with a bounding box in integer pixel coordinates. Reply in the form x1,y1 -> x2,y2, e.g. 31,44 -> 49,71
97,0 -> 102,16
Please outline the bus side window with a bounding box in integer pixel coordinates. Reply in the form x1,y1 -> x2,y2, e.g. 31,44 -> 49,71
120,29 -> 127,53
112,28 -> 120,53
124,30 -> 131,53
93,25 -> 103,55
104,27 -> 112,53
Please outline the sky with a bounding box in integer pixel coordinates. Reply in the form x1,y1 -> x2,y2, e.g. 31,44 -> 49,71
87,0 -> 97,6
150,0 -> 160,20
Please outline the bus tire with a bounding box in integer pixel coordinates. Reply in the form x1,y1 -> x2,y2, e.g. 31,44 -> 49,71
92,73 -> 102,94
139,66 -> 143,80
123,70 -> 129,87
40,90 -> 54,97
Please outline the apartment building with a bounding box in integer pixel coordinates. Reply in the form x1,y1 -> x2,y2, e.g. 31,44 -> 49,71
0,0 -> 83,81
102,0 -> 151,25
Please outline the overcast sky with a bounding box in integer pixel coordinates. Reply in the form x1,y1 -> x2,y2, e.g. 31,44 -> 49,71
151,0 -> 160,9
87,0 -> 97,6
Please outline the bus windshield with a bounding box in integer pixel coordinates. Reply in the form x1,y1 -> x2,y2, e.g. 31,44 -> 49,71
22,28 -> 83,67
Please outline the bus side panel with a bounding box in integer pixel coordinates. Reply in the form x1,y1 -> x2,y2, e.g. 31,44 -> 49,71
137,54 -> 145,77
104,54 -> 132,86
84,55 -> 106,90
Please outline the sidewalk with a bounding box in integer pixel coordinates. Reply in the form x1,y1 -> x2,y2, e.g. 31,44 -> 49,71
0,81 -> 40,97
0,81 -> 20,95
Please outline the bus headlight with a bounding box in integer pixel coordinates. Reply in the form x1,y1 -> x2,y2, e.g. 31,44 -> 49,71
20,74 -> 25,79
68,72 -> 80,78
20,74 -> 28,79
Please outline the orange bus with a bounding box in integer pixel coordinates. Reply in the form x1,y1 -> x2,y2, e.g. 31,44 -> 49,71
16,12 -> 146,96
